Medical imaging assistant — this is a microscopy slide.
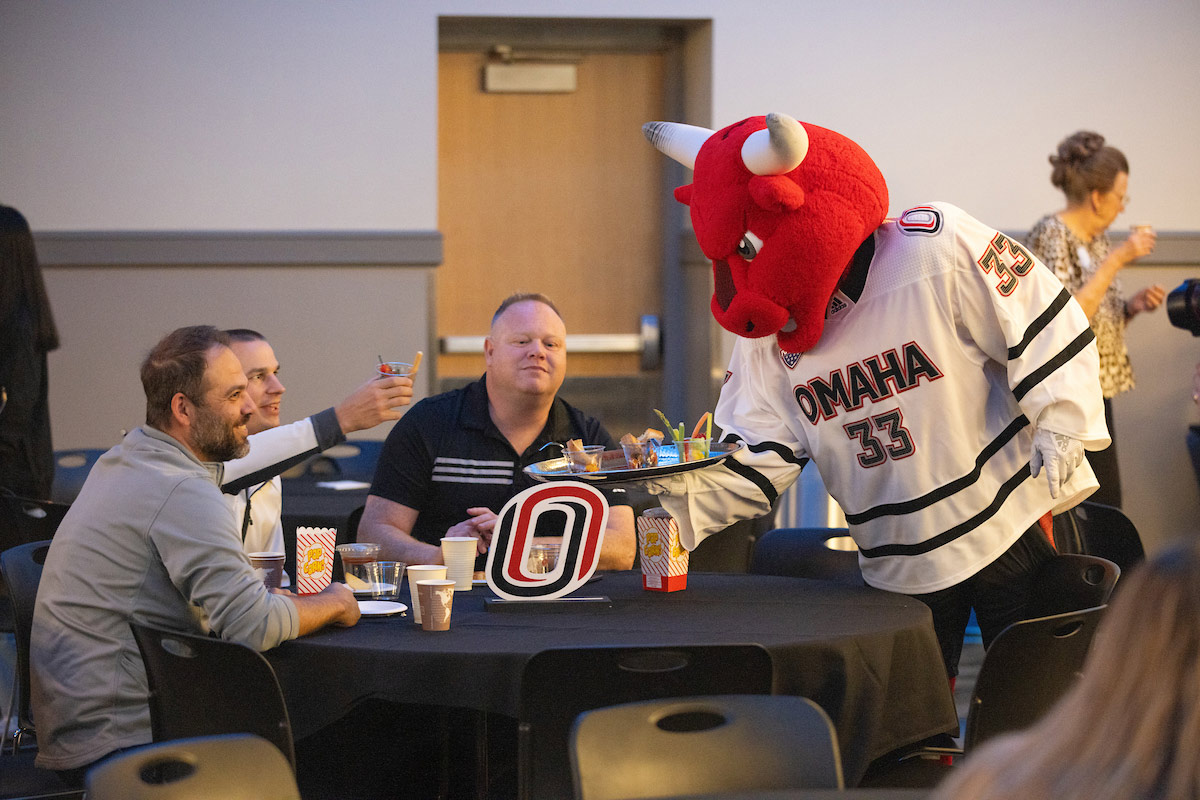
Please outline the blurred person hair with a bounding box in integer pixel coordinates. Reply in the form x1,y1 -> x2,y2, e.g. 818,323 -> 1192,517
141,325 -> 230,430
492,292 -> 562,325
0,205 -> 59,352
931,540 -> 1200,800
223,328 -> 266,343
1049,131 -> 1130,206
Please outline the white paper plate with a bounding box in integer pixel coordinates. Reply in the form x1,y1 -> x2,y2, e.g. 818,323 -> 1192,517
357,600 -> 408,617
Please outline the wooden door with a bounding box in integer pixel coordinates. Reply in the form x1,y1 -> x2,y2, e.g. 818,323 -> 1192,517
437,49 -> 666,436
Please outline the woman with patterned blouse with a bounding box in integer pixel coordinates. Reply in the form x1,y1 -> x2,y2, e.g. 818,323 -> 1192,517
1027,131 -> 1164,508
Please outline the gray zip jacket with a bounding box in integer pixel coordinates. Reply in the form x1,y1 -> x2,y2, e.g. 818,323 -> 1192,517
31,425 -> 301,770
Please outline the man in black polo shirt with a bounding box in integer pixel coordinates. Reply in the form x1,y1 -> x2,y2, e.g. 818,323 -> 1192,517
359,293 -> 635,570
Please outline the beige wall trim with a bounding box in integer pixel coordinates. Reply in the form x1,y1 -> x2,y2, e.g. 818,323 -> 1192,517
33,230 -> 443,267
682,230 -> 1200,267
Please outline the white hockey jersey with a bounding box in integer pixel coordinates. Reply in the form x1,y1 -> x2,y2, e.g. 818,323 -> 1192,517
657,202 -> 1109,594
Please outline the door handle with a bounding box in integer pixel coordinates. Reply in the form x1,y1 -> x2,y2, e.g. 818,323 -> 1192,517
440,314 -> 662,371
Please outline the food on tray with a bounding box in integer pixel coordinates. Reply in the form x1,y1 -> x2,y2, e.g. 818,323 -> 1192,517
563,439 -> 604,473
653,409 -> 714,462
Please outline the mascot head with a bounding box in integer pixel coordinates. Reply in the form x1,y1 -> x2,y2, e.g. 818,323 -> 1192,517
643,113 -> 888,353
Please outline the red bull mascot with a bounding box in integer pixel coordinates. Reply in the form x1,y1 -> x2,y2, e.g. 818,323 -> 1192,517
641,113 -> 1109,679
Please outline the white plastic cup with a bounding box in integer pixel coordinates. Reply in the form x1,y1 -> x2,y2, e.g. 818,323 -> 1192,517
406,564 -> 447,624
440,536 -> 478,591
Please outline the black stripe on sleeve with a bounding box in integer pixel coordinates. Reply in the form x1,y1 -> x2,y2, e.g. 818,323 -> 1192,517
719,432 -> 806,466
1008,288 -> 1072,361
859,464 -> 1031,559
845,414 -> 1029,525
1012,327 -> 1095,402
720,458 -> 785,507
744,439 -> 807,467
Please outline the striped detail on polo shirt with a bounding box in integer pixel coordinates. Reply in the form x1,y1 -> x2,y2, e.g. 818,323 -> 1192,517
431,457 -> 514,485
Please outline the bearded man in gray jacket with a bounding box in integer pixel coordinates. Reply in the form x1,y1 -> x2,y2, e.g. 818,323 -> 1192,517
30,325 -> 361,779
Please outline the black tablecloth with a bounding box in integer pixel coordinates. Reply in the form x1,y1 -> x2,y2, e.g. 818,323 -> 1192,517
267,571 -> 956,784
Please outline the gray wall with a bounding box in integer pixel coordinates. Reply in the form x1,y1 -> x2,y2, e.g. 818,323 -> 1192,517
3,0 -> 1199,552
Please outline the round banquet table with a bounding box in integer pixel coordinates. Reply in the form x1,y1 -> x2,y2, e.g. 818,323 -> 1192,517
266,570 -> 957,785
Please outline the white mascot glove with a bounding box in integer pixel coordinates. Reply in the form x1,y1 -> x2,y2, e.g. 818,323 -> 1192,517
635,473 -> 687,497
1030,427 -> 1084,499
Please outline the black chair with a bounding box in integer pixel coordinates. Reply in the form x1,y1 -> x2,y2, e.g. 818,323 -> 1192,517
128,623 -> 296,772
0,539 -> 83,800
0,493 -> 68,634
518,644 -> 774,800
1025,553 -> 1120,619
280,440 -> 384,484
964,606 -> 1105,746
0,540 -> 52,754
571,694 -> 843,799
748,527 -> 862,585
49,448 -> 104,505
86,733 -> 299,800
1055,501 -> 1145,573
321,440 -> 384,483
863,606 -> 1106,787
0,492 -> 70,554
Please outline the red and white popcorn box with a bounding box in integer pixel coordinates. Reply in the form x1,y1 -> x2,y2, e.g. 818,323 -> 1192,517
637,508 -> 689,592
295,527 -> 337,595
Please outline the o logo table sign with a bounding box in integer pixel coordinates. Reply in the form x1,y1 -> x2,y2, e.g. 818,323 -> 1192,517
483,482 -> 612,609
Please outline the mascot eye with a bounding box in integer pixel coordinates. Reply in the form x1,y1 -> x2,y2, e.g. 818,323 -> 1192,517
736,232 -> 763,261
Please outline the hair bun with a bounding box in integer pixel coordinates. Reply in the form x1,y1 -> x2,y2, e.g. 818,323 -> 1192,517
1051,130 -> 1106,168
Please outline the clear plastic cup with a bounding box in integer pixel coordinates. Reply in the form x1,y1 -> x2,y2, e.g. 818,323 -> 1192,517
336,542 -> 381,593
621,440 -> 659,470
527,543 -> 561,574
365,561 -> 406,600
674,438 -> 710,462
377,361 -> 413,379
566,445 -> 605,473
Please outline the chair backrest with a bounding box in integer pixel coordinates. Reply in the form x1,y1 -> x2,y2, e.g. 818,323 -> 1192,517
571,694 -> 843,799
519,644 -> 774,800
322,440 -> 384,484
0,492 -> 71,553
86,733 -> 300,800
748,528 -> 861,585
0,539 -> 53,746
128,622 -> 296,771
1026,553 -> 1120,619
49,448 -> 105,505
965,606 -> 1106,749
1058,501 -> 1145,573
0,495 -> 67,634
